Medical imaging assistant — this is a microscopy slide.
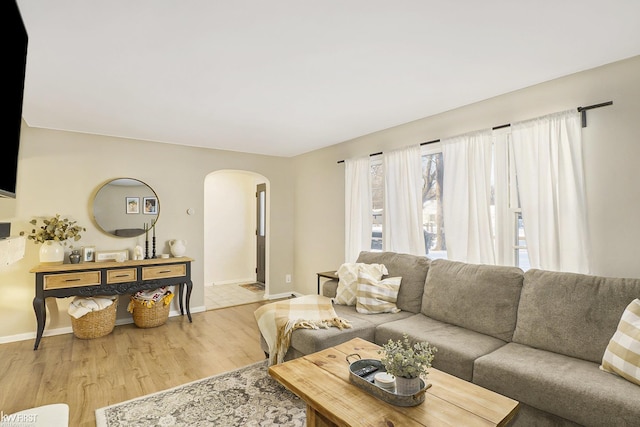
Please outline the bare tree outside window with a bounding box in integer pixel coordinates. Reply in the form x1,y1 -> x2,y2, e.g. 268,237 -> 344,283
422,153 -> 446,257
371,160 -> 384,250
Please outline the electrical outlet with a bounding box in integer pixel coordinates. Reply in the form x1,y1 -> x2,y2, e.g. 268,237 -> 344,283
285,274 -> 292,283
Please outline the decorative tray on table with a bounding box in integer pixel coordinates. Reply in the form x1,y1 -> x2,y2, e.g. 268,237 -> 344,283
347,357 -> 431,407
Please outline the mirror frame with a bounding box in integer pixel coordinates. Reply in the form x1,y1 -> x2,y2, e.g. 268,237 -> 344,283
92,178 -> 160,238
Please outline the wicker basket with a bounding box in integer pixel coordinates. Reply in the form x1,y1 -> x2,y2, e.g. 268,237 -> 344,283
129,295 -> 171,328
70,298 -> 118,339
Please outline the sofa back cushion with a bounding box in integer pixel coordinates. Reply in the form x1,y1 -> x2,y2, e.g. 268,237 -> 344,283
421,259 -> 524,342
356,251 -> 430,313
512,269 -> 640,363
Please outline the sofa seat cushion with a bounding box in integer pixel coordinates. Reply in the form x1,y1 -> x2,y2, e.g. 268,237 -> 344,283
509,403 -> 581,427
356,251 -> 430,313
333,304 -> 414,326
421,259 -> 524,342
375,314 -> 507,381
473,342 -> 640,427
513,269 -> 640,364
289,304 -> 413,356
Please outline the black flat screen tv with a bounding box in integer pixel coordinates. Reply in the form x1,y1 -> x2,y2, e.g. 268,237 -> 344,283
1,0 -> 28,198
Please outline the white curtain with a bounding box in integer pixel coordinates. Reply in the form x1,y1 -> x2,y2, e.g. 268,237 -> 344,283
383,145 -> 426,255
344,156 -> 372,262
511,110 -> 590,273
442,130 -> 496,264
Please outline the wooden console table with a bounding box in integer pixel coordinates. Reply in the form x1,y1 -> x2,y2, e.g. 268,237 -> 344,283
30,257 -> 194,350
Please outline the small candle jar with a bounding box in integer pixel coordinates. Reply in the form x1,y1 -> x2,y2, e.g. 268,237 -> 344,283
374,372 -> 396,393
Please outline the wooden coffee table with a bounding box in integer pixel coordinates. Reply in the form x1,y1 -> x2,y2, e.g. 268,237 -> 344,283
268,337 -> 519,426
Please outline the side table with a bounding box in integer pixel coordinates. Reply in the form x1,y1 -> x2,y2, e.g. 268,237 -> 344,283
316,270 -> 338,294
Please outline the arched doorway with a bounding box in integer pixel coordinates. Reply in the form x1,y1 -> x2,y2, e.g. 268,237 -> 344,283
203,170 -> 269,310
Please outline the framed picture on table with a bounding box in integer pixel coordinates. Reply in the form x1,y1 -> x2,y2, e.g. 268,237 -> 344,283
95,249 -> 129,262
82,246 -> 95,262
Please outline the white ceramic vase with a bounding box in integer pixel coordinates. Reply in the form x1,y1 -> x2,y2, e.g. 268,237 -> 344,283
39,240 -> 64,265
395,376 -> 421,395
170,239 -> 187,257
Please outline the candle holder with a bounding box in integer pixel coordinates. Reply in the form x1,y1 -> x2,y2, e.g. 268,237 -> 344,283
144,222 -> 150,259
152,236 -> 156,259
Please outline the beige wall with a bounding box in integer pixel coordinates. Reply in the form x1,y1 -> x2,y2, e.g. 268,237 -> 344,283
292,55 -> 640,294
2,54 -> 639,343
0,126 -> 294,342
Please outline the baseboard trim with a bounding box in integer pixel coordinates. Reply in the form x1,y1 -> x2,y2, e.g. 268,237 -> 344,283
212,278 -> 256,286
265,291 -> 304,300
0,305 -> 208,345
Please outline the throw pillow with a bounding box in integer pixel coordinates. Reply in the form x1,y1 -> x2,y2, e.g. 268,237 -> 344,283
356,276 -> 402,314
335,262 -> 388,305
600,298 -> 640,386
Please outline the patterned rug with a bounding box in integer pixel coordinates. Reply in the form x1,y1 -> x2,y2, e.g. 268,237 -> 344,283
239,282 -> 265,293
95,360 -> 305,426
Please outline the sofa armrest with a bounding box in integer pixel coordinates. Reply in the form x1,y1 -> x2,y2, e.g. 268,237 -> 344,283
322,279 -> 338,298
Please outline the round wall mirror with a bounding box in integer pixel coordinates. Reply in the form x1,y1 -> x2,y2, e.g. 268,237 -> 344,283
93,178 -> 159,237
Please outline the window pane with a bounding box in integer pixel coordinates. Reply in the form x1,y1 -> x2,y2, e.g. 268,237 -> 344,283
259,191 -> 265,237
371,160 -> 383,251
515,212 -> 530,270
422,153 -> 447,259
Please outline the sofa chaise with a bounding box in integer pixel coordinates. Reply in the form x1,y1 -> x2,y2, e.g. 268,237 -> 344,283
260,251 -> 640,426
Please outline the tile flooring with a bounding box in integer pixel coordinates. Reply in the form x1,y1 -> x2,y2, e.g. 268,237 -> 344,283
204,282 -> 265,310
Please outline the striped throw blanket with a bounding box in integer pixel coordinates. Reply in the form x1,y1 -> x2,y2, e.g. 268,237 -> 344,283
254,295 -> 352,365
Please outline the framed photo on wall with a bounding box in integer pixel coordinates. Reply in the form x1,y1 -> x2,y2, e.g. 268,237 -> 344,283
143,197 -> 158,215
126,197 -> 140,214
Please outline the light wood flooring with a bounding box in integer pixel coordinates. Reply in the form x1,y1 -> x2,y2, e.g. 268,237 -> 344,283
0,301 -> 272,427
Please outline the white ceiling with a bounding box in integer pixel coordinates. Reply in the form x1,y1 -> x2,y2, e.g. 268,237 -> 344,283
16,1 -> 640,157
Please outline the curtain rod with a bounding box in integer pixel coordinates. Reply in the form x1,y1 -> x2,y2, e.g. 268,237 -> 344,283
337,101 -> 612,164
577,101 -> 613,127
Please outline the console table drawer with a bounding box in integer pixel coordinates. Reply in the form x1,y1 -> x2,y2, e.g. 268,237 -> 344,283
107,268 -> 137,284
43,271 -> 102,290
142,264 -> 186,280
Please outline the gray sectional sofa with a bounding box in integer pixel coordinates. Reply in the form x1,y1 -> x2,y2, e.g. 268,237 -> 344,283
261,251 -> 640,426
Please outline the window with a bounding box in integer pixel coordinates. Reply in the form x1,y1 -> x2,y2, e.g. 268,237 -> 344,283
367,133 -> 531,270
368,149 -> 448,258
371,159 -> 383,251
364,129 -> 530,270
515,211 -> 530,269
507,137 -> 530,270
421,151 -> 447,259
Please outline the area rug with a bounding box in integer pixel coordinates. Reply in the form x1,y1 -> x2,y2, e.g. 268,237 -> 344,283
239,282 -> 265,293
95,360 -> 305,426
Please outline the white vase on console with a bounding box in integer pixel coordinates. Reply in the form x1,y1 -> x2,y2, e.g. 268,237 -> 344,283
39,240 -> 64,265
170,239 -> 187,257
